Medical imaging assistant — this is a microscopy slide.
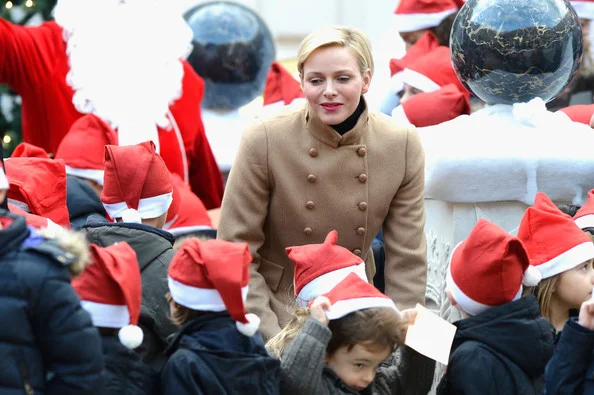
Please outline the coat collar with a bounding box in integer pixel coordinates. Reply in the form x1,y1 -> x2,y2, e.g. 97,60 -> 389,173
305,97 -> 369,148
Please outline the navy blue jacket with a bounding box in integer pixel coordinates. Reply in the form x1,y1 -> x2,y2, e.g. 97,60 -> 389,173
161,312 -> 281,395
0,210 -> 104,394
544,318 -> 594,394
66,175 -> 106,230
437,296 -> 554,395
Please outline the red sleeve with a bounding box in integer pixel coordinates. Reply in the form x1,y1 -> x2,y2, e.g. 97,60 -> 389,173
188,120 -> 224,209
0,19 -> 63,93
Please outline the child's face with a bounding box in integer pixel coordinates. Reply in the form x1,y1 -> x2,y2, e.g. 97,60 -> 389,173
325,342 -> 392,392
555,259 -> 594,310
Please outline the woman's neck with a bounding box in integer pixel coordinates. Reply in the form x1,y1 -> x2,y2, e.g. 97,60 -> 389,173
331,98 -> 365,135
549,299 -> 570,332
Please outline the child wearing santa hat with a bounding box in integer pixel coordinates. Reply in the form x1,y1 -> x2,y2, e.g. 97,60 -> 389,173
161,237 -> 280,394
437,219 -> 554,395
72,242 -> 156,395
572,188 -> 594,241
278,272 -> 417,395
518,192 -> 594,332
0,163 -> 104,393
83,141 -> 178,368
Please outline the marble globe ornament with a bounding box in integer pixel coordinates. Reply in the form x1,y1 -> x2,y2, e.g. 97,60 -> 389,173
450,0 -> 583,105
184,1 -> 276,110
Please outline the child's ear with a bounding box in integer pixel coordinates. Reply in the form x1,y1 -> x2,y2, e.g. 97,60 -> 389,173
324,353 -> 330,363
446,290 -> 458,307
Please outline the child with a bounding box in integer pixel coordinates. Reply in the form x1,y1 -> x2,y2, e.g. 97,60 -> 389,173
83,141 -> 177,367
278,272 -> 412,395
72,242 -> 157,394
0,162 -> 104,393
518,192 -> 594,331
161,238 -> 281,394
437,219 -> 554,394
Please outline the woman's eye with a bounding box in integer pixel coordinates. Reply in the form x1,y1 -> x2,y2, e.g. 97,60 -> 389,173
338,76 -> 350,82
309,78 -> 323,85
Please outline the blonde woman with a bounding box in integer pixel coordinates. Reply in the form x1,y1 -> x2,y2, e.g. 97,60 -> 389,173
218,26 -> 427,340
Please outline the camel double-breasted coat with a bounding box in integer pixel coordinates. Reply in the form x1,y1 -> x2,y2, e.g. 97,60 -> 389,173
218,100 -> 427,340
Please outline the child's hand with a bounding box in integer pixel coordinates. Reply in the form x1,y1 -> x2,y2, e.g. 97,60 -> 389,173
309,296 -> 331,326
579,299 -> 594,330
400,308 -> 418,325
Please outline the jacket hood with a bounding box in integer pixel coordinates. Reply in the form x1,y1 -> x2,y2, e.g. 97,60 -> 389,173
452,295 -> 554,378
83,217 -> 174,272
66,176 -> 106,230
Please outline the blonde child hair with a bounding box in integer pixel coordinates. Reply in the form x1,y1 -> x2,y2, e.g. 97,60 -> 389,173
523,276 -> 562,323
297,25 -> 374,78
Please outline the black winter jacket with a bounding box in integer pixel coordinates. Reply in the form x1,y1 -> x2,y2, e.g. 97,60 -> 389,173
83,217 -> 177,368
161,312 -> 281,395
0,210 -> 104,394
66,175 -> 106,230
101,336 -> 158,395
437,296 -> 554,395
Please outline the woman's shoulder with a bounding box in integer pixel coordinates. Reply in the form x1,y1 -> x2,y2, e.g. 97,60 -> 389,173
247,103 -> 306,135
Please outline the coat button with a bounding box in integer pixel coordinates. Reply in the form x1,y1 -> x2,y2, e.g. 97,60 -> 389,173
357,147 -> 367,157
304,227 -> 313,235
357,227 -> 366,235
353,248 -> 362,256
358,174 -> 368,183
309,148 -> 318,157
358,201 -> 368,211
306,201 -> 315,210
307,174 -> 317,183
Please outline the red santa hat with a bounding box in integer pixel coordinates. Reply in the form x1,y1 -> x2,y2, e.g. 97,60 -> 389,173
571,0 -> 594,20
4,157 -> 70,228
402,46 -> 468,96
0,162 -> 7,191
100,141 -> 173,223
72,243 -> 143,349
55,114 -> 118,186
518,192 -> 594,279
263,62 -> 304,106
168,238 -> 260,337
574,189 -> 594,229
390,31 -> 440,77
286,230 -> 368,306
10,143 -> 50,159
558,104 -> 594,125
321,272 -> 399,320
8,203 -> 62,232
164,173 -> 213,236
447,219 -> 540,316
394,0 -> 465,33
392,84 -> 470,127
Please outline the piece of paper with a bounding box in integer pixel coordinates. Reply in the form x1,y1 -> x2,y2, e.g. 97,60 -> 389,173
404,303 -> 457,365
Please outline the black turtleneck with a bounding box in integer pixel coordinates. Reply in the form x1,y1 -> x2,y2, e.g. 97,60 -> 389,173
331,98 -> 365,135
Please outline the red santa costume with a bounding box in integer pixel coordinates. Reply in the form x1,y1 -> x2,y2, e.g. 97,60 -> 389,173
0,2 -> 223,209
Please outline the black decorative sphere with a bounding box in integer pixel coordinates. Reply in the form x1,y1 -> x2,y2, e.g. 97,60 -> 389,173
450,0 -> 583,105
184,1 -> 276,109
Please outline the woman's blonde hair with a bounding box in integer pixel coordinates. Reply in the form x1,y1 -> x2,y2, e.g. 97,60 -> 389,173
266,305 -> 408,359
297,25 -> 374,77
523,275 -> 561,322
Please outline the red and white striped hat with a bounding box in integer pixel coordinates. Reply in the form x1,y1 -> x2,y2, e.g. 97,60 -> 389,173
4,157 -> 71,228
164,173 -> 213,236
392,84 -> 470,127
168,238 -> 260,337
574,189 -> 594,229
72,242 -> 143,349
394,0 -> 465,33
321,273 -> 399,321
447,219 -> 539,316
518,192 -> 594,279
286,230 -> 368,306
100,141 -> 173,223
55,114 -> 118,186
571,0 -> 594,20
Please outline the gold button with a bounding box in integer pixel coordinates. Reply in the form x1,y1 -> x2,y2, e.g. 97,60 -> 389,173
306,200 -> 315,209
357,227 -> 366,235
304,227 -> 313,235
307,174 -> 317,183
358,174 -> 368,183
353,248 -> 362,256
309,148 -> 318,157
358,202 -> 368,211
357,147 -> 367,157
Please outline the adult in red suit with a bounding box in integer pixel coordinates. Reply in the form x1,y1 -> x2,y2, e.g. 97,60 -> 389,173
0,18 -> 224,209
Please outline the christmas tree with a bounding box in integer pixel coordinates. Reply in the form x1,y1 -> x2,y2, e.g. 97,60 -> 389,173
0,0 -> 57,156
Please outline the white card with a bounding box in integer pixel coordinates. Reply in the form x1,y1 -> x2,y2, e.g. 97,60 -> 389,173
404,303 -> 457,365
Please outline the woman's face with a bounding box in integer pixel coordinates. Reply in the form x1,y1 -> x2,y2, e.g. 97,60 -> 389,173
301,46 -> 371,126
554,259 -> 594,310
400,83 -> 423,103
